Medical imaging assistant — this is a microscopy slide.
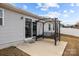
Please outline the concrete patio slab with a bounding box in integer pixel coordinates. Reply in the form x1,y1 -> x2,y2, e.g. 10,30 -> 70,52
16,39 -> 67,56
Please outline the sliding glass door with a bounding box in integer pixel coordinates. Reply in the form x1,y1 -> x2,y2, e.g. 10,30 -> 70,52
25,18 -> 32,38
33,22 -> 37,36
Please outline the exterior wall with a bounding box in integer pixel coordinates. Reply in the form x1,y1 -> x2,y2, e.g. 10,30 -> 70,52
44,23 -> 54,32
44,23 -> 54,36
0,8 -> 25,45
37,22 -> 43,36
37,22 -> 54,36
0,8 -> 38,49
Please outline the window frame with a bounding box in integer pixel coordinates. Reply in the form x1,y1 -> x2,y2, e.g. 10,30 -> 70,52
0,8 -> 4,26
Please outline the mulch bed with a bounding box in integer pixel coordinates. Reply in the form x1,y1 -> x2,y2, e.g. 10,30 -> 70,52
0,46 -> 30,56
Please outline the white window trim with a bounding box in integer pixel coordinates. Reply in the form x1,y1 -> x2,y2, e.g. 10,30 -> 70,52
0,8 -> 4,26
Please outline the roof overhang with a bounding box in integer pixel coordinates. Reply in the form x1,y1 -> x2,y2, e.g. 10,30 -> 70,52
0,3 -> 43,19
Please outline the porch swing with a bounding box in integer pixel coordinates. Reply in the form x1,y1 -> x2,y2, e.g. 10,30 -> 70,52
34,18 -> 60,45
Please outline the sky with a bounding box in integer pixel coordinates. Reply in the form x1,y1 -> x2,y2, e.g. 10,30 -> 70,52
13,3 -> 79,25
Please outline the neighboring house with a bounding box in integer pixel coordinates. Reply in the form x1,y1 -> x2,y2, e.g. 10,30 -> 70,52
74,22 -> 79,29
0,3 -> 60,49
61,24 -> 74,28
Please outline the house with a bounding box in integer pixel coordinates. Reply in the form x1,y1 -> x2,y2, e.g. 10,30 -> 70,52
0,3 -> 43,49
0,3 -> 60,49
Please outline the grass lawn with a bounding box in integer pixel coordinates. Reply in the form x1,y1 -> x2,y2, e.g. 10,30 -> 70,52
0,46 -> 30,56
61,35 -> 79,56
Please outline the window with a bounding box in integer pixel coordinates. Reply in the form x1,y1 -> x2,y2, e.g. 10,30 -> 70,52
0,9 -> 4,26
49,24 -> 51,31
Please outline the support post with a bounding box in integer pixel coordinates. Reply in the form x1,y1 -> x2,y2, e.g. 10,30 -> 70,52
59,21 -> 61,41
54,18 -> 57,45
35,21 -> 38,41
42,23 -> 44,39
